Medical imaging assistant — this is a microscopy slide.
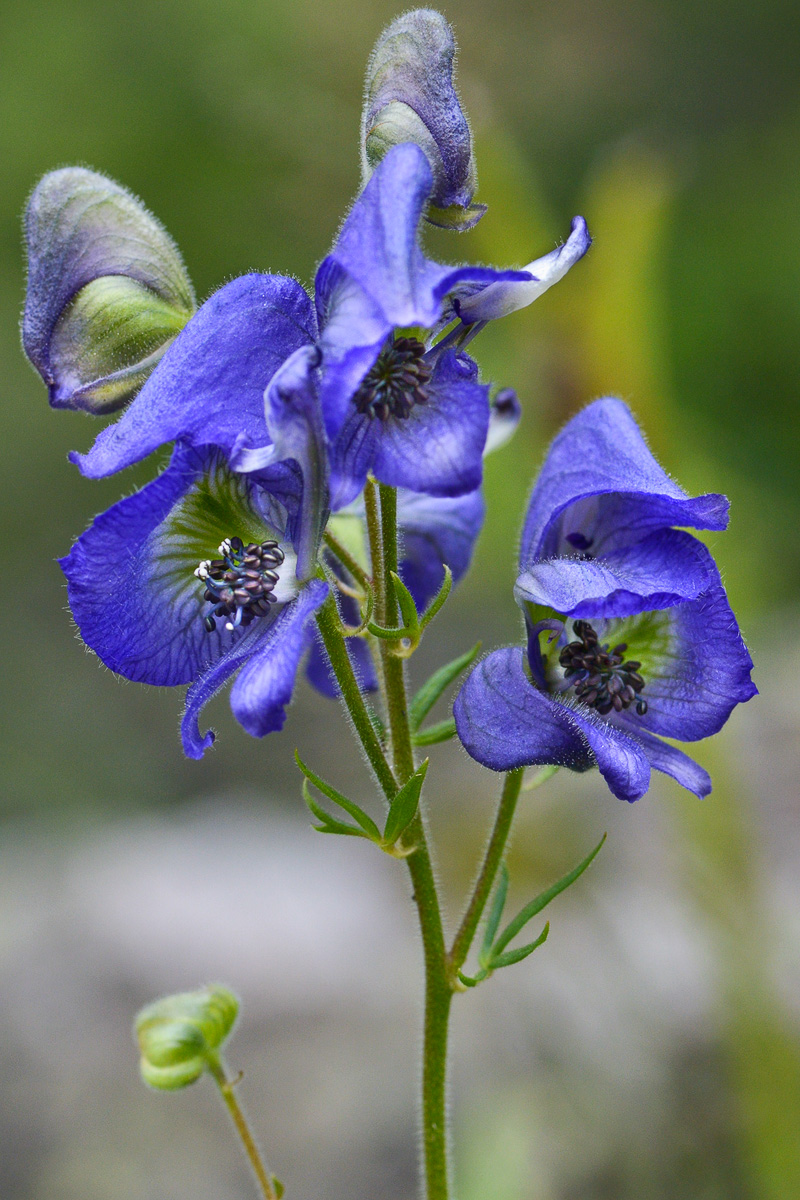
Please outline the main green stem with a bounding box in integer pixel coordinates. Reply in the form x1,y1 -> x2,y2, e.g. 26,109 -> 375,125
322,483 -> 521,1200
315,590 -> 396,800
371,481 -> 452,1200
404,815 -> 453,1200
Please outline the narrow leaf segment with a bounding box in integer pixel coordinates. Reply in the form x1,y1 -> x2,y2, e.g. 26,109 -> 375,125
410,642 -> 481,730
296,751 -> 382,841
458,833 -> 607,986
412,718 -> 457,746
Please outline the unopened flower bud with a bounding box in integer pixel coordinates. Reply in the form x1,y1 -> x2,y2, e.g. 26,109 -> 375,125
135,985 -> 239,1091
361,9 -> 485,231
23,167 -> 195,414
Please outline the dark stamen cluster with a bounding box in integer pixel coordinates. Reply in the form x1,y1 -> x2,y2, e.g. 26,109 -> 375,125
559,619 -> 648,716
353,336 -> 431,421
195,536 -> 284,633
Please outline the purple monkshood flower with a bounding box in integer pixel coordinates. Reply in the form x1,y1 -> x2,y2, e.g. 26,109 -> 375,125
59,452 -> 484,754
59,341 -> 489,753
454,398 -> 756,802
51,145 -> 586,508
59,357 -> 336,758
60,441 -> 328,758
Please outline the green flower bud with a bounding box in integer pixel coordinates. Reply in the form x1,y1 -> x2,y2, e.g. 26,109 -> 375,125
361,10 -> 486,231
135,985 -> 239,1091
23,167 -> 195,414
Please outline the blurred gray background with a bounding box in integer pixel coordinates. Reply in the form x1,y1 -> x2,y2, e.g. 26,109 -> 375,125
1,0 -> 799,1196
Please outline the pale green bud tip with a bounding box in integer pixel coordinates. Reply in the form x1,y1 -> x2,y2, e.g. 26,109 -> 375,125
23,166 -> 195,414
135,985 -> 239,1091
362,9 -> 485,231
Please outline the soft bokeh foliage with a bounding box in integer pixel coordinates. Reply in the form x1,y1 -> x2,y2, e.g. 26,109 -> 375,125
1,1 -> 799,1198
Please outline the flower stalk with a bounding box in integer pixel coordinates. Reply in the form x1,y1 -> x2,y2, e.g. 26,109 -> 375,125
206,1055 -> 281,1200
314,591 -> 396,800
448,767 -> 524,980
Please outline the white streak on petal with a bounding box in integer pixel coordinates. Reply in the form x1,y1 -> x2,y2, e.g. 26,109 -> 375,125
458,216 -> 591,322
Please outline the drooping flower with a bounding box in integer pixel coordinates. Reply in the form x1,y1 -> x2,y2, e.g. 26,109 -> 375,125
23,167 -> 195,413
454,398 -> 756,801
59,370 -> 330,758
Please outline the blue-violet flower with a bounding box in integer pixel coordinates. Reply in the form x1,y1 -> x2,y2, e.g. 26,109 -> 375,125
454,398 -> 756,801
60,370 -> 328,758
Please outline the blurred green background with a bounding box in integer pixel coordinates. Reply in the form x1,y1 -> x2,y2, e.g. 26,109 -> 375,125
1,1 -> 799,1198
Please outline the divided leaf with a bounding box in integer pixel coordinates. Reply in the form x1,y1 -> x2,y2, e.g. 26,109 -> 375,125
296,751 -> 381,842
302,780 -> 374,839
461,833 -> 607,986
492,833 -> 606,958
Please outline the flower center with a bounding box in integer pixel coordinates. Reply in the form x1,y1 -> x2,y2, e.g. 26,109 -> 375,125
195,536 -> 285,633
559,619 -> 648,716
352,336 -> 431,421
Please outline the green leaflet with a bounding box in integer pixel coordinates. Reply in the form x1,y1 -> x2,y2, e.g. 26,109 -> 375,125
296,752 -> 382,842
410,642 -> 481,730
383,759 -> 428,845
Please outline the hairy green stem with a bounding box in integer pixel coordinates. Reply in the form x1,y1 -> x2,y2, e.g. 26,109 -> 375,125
404,811 -> 453,1200
322,529 -> 372,593
375,483 -> 416,778
370,483 -> 452,1200
315,592 -> 396,800
448,768 -> 524,976
207,1055 -> 278,1200
378,483 -> 399,619
364,479 -> 386,618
